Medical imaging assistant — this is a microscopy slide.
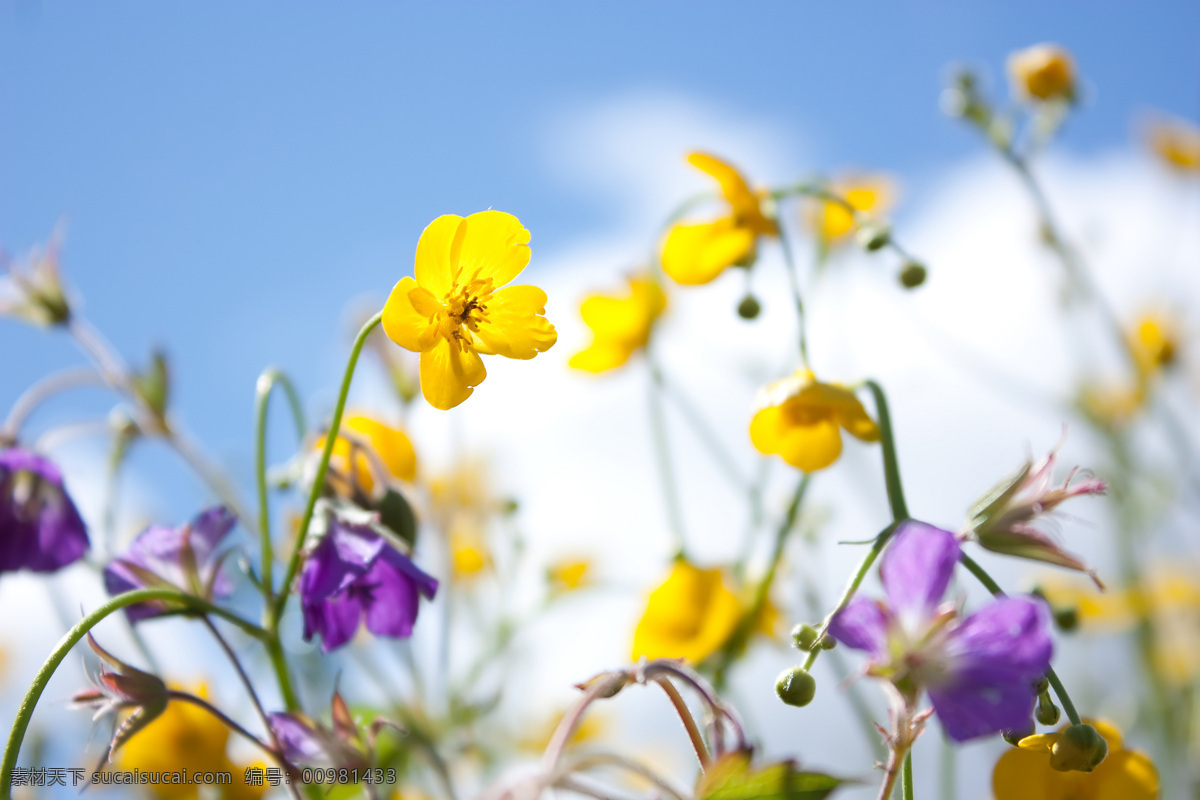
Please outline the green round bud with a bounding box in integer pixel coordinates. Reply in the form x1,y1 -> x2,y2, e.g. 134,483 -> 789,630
1002,719 -> 1036,747
855,223 -> 890,252
1034,676 -> 1050,694
819,635 -> 837,650
791,623 -> 819,651
1036,694 -> 1061,726
737,294 -> 761,320
774,667 -> 817,708
898,262 -> 927,289
1054,608 -> 1080,632
1049,724 -> 1109,773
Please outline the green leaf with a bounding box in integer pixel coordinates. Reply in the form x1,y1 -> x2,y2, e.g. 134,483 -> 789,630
698,753 -> 847,800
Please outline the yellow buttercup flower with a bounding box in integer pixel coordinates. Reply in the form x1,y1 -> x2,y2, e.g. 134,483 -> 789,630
1008,43 -> 1076,103
569,275 -> 667,373
808,175 -> 895,241
317,414 -> 417,495
632,560 -> 742,663
450,531 -> 489,579
382,211 -> 557,410
993,720 -> 1158,800
749,371 -> 879,472
1145,115 -> 1200,173
660,153 -> 778,285
1129,312 -> 1180,377
548,557 -> 592,592
118,685 -> 263,800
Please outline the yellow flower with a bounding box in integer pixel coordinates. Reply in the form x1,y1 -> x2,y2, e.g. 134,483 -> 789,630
1008,44 -> 1077,103
118,685 -> 263,800
450,531 -> 489,579
382,211 -> 557,410
808,175 -> 895,241
1145,115 -> 1200,172
632,560 -> 742,663
749,371 -> 879,472
1129,312 -> 1180,377
993,720 -> 1158,800
520,707 -> 607,753
317,414 -> 418,495
660,153 -> 778,285
1079,381 -> 1145,430
548,557 -> 592,592
1040,566 -> 1200,685
569,275 -> 667,373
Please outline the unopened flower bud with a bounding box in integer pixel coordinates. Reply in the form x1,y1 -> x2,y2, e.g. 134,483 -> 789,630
1002,719 -> 1037,746
1033,676 -> 1050,694
855,222 -> 890,252
1054,607 -> 1080,632
791,623 -> 819,651
1036,693 -> 1061,726
737,294 -> 761,320
775,666 -> 816,708
1049,723 -> 1108,772
898,262 -> 927,289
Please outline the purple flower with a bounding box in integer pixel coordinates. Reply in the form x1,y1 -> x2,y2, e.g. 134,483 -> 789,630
299,516 -> 438,652
829,521 -> 1053,742
269,692 -> 367,769
0,447 -> 89,574
103,506 -> 236,622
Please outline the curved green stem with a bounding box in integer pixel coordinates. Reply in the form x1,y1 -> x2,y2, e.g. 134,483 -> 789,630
774,221 -> 811,367
269,312 -> 381,630
864,380 -> 909,521
958,552 -> 1081,726
1,588 -> 224,794
646,354 -> 688,559
254,367 -> 308,611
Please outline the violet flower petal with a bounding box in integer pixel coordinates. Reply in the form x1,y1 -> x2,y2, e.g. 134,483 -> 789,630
0,448 -> 89,574
362,548 -> 439,640
880,521 -> 960,621
828,597 -> 889,655
928,677 -> 1040,742
269,713 -> 328,764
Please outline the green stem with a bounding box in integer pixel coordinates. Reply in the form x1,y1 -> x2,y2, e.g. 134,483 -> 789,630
774,221 -> 811,367
654,367 -> 750,492
958,552 -> 1081,726
254,367 -> 308,612
902,752 -> 914,800
863,380 -> 909,521
1,588 -> 223,794
269,313 -> 381,630
646,355 -> 688,559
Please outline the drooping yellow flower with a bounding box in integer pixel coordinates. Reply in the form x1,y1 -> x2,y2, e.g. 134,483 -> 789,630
660,153 -> 778,285
548,557 -> 592,592
632,560 -> 742,663
1145,115 -> 1200,173
1040,565 -> 1200,685
808,175 -> 895,241
1008,44 -> 1077,103
993,719 -> 1158,800
749,371 -> 879,472
118,685 -> 264,800
1128,312 -> 1180,377
317,414 -> 418,495
569,275 -> 667,373
382,211 -> 557,410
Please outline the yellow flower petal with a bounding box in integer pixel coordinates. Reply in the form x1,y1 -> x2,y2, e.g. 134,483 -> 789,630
345,416 -> 417,483
569,341 -> 635,373
473,284 -> 558,359
570,277 -> 666,373
993,746 -> 1079,800
632,561 -> 741,663
451,210 -> 532,289
688,152 -> 758,213
1146,116 -> 1200,172
1091,751 -> 1159,800
772,414 -> 844,472
1008,43 -> 1076,102
419,337 -> 487,410
414,214 -> 464,299
661,218 -> 755,285
382,276 -> 440,352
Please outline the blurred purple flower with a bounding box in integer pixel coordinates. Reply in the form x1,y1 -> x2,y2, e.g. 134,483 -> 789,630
0,447 -> 89,574
269,692 -> 367,769
104,506 -> 236,622
299,516 -> 438,652
829,521 -> 1053,742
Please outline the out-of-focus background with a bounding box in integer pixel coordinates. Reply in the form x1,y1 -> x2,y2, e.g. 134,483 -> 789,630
3,3 -> 1200,798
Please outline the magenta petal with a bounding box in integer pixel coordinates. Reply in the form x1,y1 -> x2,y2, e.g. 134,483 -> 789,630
944,597 -> 1053,684
928,677 -> 1039,742
880,521 -> 960,619
829,597 -> 889,655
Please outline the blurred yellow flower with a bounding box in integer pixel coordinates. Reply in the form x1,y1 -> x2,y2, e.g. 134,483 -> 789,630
569,275 -> 667,373
118,685 -> 263,800
317,414 -> 417,495
750,371 -> 879,472
660,153 -> 778,285
632,560 -> 742,663
1145,115 -> 1200,172
520,707 -> 607,753
1008,43 -> 1076,103
1040,566 -> 1200,685
428,457 -> 506,581
808,175 -> 895,241
1079,381 -> 1145,430
548,557 -> 592,592
993,720 -> 1158,799
382,211 -> 557,410
1129,312 -> 1180,377
450,531 -> 489,579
